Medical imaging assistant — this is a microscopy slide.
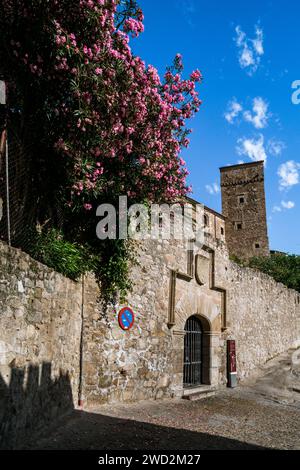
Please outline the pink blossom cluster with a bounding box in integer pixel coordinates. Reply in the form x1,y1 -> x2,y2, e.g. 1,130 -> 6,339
123,18 -> 144,37
1,0 -> 202,211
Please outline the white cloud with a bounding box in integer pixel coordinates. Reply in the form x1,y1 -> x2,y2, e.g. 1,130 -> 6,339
236,134 -> 267,163
243,97 -> 269,129
278,160 -> 300,190
234,24 -> 264,75
176,0 -> 196,28
267,138 -> 286,157
272,200 -> 295,213
281,200 -> 295,209
205,182 -> 220,195
224,99 -> 243,124
225,96 -> 271,130
252,25 -> 264,55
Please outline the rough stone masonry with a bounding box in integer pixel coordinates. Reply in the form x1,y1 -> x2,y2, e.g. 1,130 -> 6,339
0,161 -> 300,448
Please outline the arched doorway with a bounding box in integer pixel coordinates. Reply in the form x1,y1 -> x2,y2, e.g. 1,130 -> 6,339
183,316 -> 203,388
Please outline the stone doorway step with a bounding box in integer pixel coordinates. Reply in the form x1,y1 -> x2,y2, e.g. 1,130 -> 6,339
182,385 -> 218,401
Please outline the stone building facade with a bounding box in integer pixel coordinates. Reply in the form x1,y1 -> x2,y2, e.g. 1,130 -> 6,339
0,242 -> 82,448
220,161 -> 270,260
82,230 -> 300,405
0,162 -> 300,447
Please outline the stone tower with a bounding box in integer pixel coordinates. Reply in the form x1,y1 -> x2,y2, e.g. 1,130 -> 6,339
220,161 -> 269,260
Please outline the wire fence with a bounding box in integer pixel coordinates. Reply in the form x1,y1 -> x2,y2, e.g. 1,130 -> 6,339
0,124 -> 36,252
0,79 -> 40,253
0,77 -> 68,260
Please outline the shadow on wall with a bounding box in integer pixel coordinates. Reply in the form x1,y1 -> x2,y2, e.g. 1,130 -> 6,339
0,362 -> 74,449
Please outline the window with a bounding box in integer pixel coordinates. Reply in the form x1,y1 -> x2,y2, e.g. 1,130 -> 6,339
255,243 -> 260,249
158,214 -> 163,228
221,227 -> 224,235
187,244 -> 194,277
203,214 -> 209,227
236,223 -> 242,230
239,196 -> 245,204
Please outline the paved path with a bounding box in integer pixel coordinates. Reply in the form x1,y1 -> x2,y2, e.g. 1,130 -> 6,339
24,386 -> 300,450
24,349 -> 300,450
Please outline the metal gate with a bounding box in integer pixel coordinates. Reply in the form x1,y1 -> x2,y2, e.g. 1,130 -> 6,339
183,316 -> 203,388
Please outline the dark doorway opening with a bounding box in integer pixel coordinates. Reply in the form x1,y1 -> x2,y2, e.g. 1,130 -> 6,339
183,316 -> 203,388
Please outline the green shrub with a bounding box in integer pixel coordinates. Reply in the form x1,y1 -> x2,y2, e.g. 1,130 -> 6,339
239,253 -> 300,293
28,229 -> 134,304
94,239 -> 135,304
30,228 -> 96,281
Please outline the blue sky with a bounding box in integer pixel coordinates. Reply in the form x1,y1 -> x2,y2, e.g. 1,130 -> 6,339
131,0 -> 300,254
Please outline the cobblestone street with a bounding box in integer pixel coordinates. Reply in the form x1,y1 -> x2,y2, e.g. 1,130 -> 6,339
24,385 -> 300,451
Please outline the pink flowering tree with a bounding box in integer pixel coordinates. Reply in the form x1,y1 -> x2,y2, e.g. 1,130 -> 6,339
0,0 -> 202,298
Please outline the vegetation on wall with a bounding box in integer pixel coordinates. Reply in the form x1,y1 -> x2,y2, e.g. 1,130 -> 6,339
231,253 -> 300,293
29,229 -> 134,302
0,0 -> 202,300
29,229 -> 96,281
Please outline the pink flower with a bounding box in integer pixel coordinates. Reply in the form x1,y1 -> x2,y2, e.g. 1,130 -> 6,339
123,18 -> 144,38
190,69 -> 202,82
5,0 -> 202,208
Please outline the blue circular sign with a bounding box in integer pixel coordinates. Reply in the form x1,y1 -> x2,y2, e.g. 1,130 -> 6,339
118,307 -> 135,331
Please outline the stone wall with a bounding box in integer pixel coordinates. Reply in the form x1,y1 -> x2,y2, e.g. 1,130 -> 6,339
0,241 -> 82,449
1,234 -> 300,438
82,241 -> 177,405
81,235 -> 300,405
82,237 -> 225,405
224,261 -> 300,380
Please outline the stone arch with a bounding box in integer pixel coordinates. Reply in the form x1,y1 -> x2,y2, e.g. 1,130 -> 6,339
183,313 -> 213,387
175,289 -> 221,335
171,289 -> 221,395
193,313 -> 211,333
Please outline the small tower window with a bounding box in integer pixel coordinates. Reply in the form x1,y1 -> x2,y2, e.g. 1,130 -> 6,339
159,213 -> 163,228
255,243 -> 260,249
239,196 -> 245,204
236,223 -> 242,230
203,214 -> 209,227
187,241 -> 194,277
221,227 -> 224,235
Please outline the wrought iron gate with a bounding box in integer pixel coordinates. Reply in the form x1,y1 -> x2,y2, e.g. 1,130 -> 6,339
183,316 -> 203,388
